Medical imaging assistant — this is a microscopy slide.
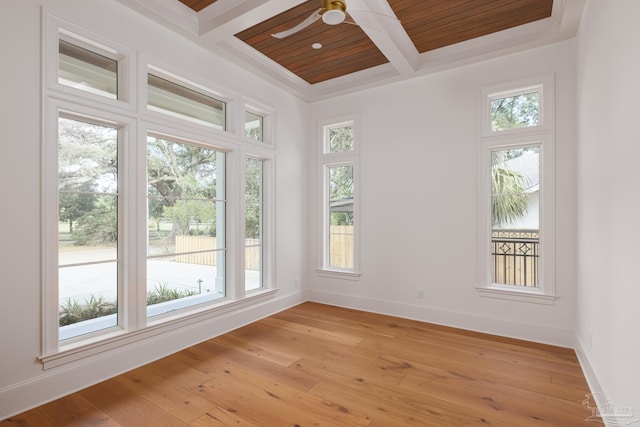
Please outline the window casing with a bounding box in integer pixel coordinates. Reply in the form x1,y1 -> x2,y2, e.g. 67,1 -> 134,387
318,119 -> 360,277
477,74 -> 555,304
42,15 -> 276,363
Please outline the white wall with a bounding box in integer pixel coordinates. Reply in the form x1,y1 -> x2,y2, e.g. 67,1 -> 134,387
576,0 -> 640,418
309,40 -> 578,346
0,0 -> 308,419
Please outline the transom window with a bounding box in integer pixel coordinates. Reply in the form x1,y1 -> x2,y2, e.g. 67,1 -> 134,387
490,88 -> 541,132
245,111 -> 263,142
59,39 -> 118,99
147,72 -> 226,129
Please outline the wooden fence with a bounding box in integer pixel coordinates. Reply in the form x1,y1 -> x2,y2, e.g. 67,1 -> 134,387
175,235 -> 261,270
329,225 -> 353,269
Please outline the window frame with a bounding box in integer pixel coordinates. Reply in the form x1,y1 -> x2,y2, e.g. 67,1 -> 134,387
45,15 -> 136,109
143,64 -> 230,132
477,73 -> 556,304
317,117 -> 361,278
41,16 -> 278,367
242,152 -> 274,294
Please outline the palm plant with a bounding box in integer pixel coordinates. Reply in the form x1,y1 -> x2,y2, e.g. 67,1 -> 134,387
491,164 -> 528,226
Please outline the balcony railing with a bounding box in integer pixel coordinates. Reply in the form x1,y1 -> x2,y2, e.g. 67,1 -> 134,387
492,229 -> 539,287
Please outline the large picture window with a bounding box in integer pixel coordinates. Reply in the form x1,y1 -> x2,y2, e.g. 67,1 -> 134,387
478,74 -> 555,304
43,18 -> 276,363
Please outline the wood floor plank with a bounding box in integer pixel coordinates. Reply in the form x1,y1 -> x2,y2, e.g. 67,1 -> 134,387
187,340 -> 320,392
78,379 -> 188,426
189,406 -> 261,426
115,368 -> 217,424
2,302 -> 593,426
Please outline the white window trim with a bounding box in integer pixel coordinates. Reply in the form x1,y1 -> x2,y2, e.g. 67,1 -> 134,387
44,13 -> 136,110
477,73 -> 556,304
241,149 -> 276,295
41,13 -> 278,366
316,116 -> 361,277
141,61 -> 233,135
43,98 -> 138,354
242,97 -> 276,146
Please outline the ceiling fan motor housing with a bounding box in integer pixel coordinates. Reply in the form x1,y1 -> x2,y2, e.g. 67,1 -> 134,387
321,0 -> 347,25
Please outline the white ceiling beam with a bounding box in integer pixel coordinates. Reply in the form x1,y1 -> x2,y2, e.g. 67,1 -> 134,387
347,0 -> 419,76
198,0 -> 308,41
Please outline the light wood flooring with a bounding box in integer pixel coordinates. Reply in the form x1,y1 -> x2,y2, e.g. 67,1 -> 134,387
2,302 -> 593,426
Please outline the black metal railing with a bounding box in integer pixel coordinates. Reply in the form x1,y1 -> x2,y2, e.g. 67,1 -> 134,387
492,229 -> 539,287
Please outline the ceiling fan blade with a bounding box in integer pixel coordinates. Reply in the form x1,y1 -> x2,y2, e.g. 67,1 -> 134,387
271,9 -> 322,39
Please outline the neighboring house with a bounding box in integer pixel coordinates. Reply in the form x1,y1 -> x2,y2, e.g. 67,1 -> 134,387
494,149 -> 539,230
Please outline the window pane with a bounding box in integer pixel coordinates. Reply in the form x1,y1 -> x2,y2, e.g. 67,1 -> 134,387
490,91 -> 539,131
245,158 -> 263,291
147,136 -> 225,316
148,74 -> 225,129
328,124 -> 353,153
328,165 -> 354,269
245,111 -> 263,141
491,147 -> 540,287
58,117 -> 119,340
59,40 -> 117,99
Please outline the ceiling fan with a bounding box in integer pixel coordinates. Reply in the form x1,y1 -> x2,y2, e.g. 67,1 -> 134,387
271,0 -> 398,39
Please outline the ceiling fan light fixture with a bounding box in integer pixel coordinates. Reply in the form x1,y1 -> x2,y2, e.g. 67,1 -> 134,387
321,0 -> 346,25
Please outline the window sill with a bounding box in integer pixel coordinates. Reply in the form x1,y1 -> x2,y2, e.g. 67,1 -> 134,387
40,288 -> 278,370
316,269 -> 361,281
476,285 -> 557,305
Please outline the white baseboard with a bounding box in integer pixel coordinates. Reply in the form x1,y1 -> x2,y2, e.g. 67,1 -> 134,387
0,291 -> 306,421
310,289 -> 576,347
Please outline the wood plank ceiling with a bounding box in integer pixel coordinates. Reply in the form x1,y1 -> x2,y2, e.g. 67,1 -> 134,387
179,0 -> 553,85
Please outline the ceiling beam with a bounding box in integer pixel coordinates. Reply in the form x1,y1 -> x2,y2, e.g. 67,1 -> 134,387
347,0 -> 418,75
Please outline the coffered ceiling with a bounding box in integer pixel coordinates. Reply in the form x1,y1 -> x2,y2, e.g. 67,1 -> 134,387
116,0 -> 585,100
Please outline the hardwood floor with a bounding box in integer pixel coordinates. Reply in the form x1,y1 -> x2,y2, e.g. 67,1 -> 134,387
2,302 -> 593,426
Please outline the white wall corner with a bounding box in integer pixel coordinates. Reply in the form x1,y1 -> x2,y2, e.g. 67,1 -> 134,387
310,289 -> 575,348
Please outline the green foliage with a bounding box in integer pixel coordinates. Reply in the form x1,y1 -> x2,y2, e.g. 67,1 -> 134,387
146,282 -> 196,306
161,199 -> 215,236
72,197 -> 118,245
491,92 -> 539,131
59,190 -> 95,233
59,296 -> 117,326
329,125 -> 353,152
245,158 -> 262,239
59,283 -> 198,326
491,166 -> 528,225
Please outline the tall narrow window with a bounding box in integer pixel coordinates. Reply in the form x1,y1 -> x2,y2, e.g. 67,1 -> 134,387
146,136 -> 226,317
478,74 -> 555,303
245,158 -> 263,291
58,39 -> 118,99
58,116 -> 119,340
319,119 -> 359,275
